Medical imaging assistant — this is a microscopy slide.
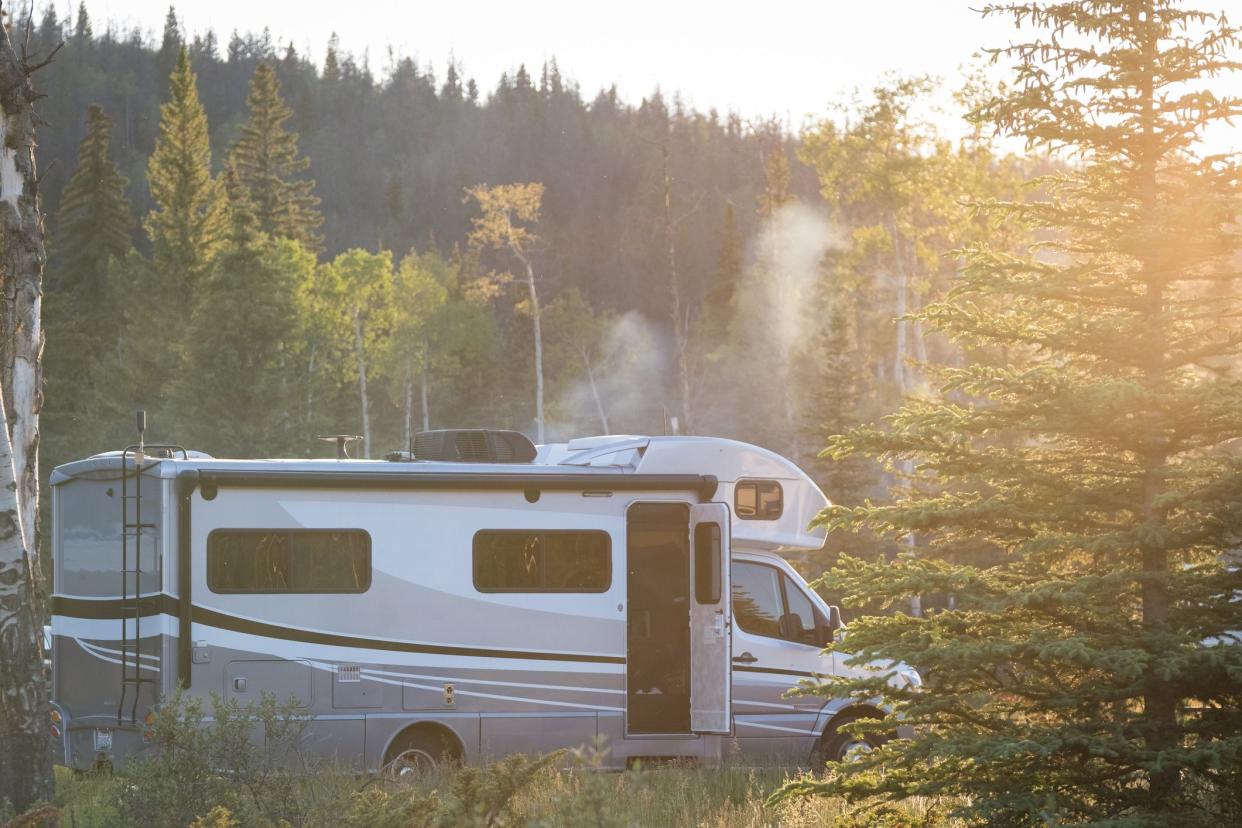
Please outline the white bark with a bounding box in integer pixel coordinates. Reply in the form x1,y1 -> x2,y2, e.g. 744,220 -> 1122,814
403,360 -> 413,452
0,16 -> 51,806
515,248 -> 545,443
420,340 -> 430,432
353,308 -> 370,458
306,343 -> 316,434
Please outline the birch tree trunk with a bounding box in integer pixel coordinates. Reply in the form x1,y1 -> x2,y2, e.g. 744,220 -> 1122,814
353,308 -> 370,458
403,360 -> 413,452
0,385 -> 44,812
0,10 -> 43,592
420,340 -> 430,432
305,343 -> 316,439
514,248 -> 544,444
0,8 -> 51,809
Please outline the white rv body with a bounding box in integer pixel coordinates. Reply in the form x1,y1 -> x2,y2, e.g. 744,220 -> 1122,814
50,434 -> 888,770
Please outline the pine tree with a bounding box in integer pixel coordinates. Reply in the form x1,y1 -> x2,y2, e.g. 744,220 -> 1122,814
441,60 -> 462,101
145,45 -> 227,307
157,5 -> 180,75
52,104 -> 131,308
175,171 -> 317,457
73,2 -> 91,41
779,4 -> 1242,824
43,100 -> 132,525
229,63 -> 323,250
323,33 -> 341,84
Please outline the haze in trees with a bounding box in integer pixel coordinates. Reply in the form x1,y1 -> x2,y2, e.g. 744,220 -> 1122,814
778,3 -> 1242,824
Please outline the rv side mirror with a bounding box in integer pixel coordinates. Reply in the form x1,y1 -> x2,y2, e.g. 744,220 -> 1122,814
820,605 -> 843,644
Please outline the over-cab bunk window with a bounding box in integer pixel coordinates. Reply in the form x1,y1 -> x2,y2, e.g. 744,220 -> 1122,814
207,529 -> 371,594
473,531 -> 611,593
735,480 -> 783,520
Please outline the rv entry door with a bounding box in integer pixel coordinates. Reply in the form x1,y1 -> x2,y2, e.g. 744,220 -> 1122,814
689,503 -> 731,734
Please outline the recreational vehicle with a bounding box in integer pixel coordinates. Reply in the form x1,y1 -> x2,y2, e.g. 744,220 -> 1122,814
48,428 -> 919,772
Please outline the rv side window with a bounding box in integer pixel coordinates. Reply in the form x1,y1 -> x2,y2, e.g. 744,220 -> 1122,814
473,531 -> 611,592
207,530 -> 371,594
735,480 -> 783,520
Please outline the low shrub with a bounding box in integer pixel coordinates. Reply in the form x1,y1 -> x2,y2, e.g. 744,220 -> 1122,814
110,688 -> 321,828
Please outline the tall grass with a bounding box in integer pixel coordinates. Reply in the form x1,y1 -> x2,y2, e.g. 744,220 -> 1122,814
45,697 -> 953,827
53,760 -> 953,827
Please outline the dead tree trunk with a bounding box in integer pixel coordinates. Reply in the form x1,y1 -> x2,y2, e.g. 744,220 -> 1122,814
0,4 -> 52,811
658,144 -> 693,434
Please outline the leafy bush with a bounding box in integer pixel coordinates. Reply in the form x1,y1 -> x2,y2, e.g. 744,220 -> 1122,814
110,688 -> 315,828
340,751 -> 563,828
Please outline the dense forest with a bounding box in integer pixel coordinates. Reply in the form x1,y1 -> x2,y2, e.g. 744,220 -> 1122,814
34,3 -> 1025,552
6,2 -> 1240,825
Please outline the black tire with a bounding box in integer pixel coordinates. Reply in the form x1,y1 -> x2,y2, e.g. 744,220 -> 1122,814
811,710 -> 889,767
382,726 -> 461,779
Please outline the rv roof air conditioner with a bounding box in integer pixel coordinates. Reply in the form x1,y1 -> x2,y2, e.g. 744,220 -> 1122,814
413,429 -> 537,463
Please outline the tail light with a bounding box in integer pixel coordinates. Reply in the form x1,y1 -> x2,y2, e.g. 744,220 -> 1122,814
49,709 -> 61,725
49,723 -> 61,738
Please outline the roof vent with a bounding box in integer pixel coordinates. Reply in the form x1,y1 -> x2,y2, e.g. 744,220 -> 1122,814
414,429 -> 537,463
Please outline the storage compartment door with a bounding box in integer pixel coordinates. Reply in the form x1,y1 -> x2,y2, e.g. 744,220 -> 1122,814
689,503 -> 731,734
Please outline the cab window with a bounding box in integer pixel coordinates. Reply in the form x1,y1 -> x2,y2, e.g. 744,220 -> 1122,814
733,561 -> 825,646
732,561 -> 783,637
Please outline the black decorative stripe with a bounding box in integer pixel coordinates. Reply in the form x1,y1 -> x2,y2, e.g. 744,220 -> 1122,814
734,664 -> 825,679
50,595 -> 626,665
51,594 -> 179,619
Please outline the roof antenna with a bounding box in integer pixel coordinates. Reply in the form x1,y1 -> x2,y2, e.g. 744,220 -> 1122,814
316,434 -> 361,460
135,410 -> 146,465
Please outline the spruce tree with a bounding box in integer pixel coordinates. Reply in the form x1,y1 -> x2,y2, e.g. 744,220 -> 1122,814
174,170 -> 316,457
779,3 -> 1242,825
73,2 -> 91,41
53,104 -> 131,308
230,63 -> 323,250
43,105 -> 134,476
144,45 -> 227,308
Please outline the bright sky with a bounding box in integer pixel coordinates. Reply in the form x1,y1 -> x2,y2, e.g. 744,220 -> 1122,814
89,0 -> 1241,151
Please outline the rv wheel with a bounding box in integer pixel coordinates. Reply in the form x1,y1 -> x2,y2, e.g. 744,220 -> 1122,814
811,710 -> 888,768
383,726 -> 460,779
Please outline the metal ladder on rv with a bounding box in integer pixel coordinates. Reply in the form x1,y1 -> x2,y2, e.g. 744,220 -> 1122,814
116,412 -> 187,725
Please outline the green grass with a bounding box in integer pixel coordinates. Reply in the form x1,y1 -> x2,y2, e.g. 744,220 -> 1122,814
49,761 -> 950,828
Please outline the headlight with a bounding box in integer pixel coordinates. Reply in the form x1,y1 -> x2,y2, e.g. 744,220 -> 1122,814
898,668 -> 923,689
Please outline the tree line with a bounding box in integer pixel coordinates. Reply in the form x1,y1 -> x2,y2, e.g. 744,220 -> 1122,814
36,2 -> 1024,542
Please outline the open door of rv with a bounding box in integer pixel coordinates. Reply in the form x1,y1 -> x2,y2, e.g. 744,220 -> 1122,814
689,503 -> 731,734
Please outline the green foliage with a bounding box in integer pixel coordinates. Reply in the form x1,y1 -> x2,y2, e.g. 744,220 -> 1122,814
111,689 -> 323,828
172,226 -> 317,457
145,45 -> 227,303
53,104 -> 132,308
341,751 -> 563,828
782,3 -> 1242,826
42,103 -> 135,473
230,63 -> 323,251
